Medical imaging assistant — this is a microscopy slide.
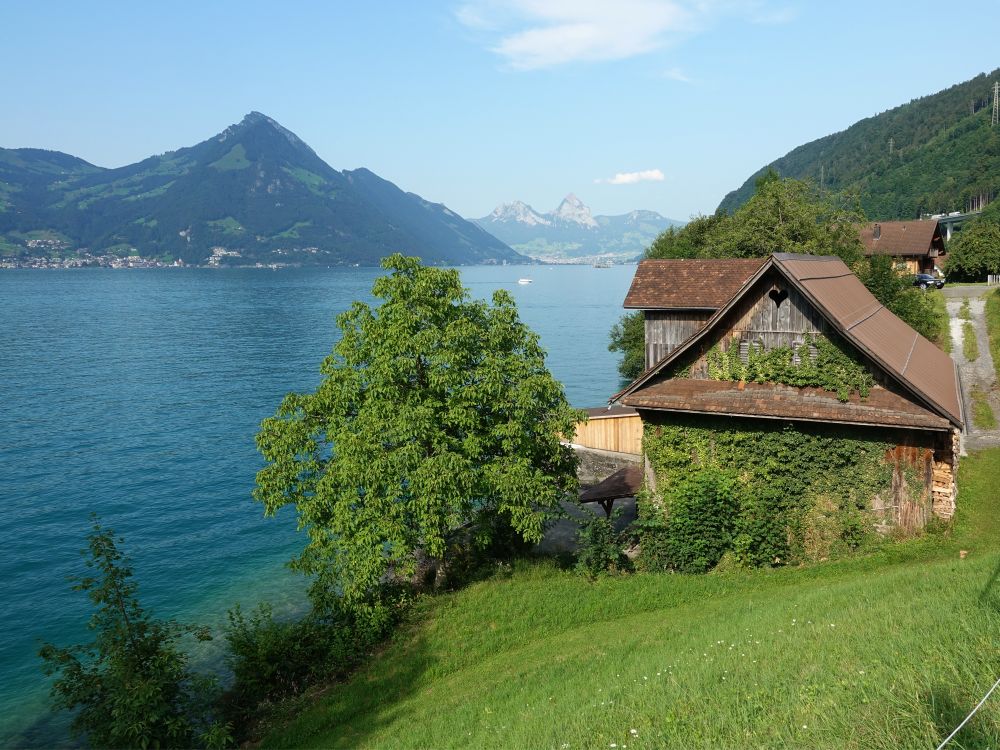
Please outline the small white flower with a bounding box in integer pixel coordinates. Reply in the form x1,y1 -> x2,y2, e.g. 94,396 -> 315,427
630,729 -> 638,736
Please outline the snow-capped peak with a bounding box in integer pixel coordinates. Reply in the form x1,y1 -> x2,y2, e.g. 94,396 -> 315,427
488,200 -> 551,226
552,193 -> 598,228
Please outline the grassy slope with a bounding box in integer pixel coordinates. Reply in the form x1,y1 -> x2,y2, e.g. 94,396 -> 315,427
265,450 -> 1000,749
987,289 -> 1000,382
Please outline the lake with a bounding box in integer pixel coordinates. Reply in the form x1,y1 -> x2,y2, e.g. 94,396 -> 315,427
0,264 -> 635,745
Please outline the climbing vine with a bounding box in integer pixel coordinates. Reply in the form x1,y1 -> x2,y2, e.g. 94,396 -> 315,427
639,415 -> 895,570
704,333 -> 873,402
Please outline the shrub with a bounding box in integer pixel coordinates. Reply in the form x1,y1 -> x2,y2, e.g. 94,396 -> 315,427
575,511 -> 629,577
224,596 -> 401,727
39,517 -> 230,749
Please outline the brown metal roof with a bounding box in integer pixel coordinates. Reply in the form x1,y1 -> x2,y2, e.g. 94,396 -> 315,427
859,220 -> 944,257
614,253 -> 963,430
773,253 -> 962,428
623,379 -> 952,431
623,258 -> 767,309
580,465 -> 644,503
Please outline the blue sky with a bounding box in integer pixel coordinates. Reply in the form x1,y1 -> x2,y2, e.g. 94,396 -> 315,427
3,1 -> 998,220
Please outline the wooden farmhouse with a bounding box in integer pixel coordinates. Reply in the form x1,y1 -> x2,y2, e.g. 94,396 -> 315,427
612,253 -> 964,530
858,219 -> 946,274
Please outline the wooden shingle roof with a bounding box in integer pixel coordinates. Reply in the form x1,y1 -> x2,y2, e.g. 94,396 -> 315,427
625,380 -> 952,431
623,258 -> 767,309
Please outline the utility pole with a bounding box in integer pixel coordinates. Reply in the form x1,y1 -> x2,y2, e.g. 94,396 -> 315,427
888,136 -> 894,155
993,81 -> 999,127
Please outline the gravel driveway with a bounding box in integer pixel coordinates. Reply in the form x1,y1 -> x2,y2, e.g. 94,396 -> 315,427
943,285 -> 1000,450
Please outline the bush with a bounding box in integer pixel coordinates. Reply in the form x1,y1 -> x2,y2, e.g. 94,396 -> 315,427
575,511 -> 629,577
224,596 -> 400,727
39,517 -> 230,749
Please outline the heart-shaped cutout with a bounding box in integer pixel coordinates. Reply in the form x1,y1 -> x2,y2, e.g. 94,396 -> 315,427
769,288 -> 789,308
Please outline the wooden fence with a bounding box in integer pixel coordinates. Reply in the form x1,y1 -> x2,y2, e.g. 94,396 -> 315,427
572,409 -> 643,455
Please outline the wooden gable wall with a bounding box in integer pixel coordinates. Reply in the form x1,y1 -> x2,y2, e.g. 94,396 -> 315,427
678,269 -> 834,378
644,311 -> 713,368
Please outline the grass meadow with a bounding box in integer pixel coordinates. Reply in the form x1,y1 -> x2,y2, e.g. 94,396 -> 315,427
263,449 -> 1000,749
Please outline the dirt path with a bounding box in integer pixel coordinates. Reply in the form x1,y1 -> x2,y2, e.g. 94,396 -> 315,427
944,286 -> 1000,451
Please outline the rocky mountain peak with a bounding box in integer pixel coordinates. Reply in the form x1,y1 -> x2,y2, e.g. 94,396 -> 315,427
216,112 -> 314,156
488,200 -> 550,226
553,193 -> 598,228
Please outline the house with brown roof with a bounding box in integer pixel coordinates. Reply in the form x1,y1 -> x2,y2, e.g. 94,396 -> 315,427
858,219 -> 946,274
613,253 -> 962,538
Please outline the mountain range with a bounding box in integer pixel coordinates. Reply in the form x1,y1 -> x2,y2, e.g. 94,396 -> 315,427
0,112 -> 525,266
473,195 -> 683,261
718,68 -> 1000,219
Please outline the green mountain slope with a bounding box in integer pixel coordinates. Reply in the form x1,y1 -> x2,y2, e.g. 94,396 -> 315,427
0,113 -> 524,266
718,69 -> 1000,219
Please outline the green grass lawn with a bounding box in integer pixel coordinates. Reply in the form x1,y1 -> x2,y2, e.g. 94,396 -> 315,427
929,290 -> 952,353
963,321 -> 980,361
971,388 -> 997,429
263,450 -> 1000,749
986,289 -> 1000,382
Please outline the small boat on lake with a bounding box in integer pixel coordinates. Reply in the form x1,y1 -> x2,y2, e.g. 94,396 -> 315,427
517,278 -> 533,284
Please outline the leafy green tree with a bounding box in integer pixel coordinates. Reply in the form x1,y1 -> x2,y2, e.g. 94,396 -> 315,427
645,214 -> 726,260
945,220 -> 1000,281
39,517 -> 229,749
254,254 -> 580,605
608,310 -> 645,380
858,254 -> 943,342
709,175 -> 866,263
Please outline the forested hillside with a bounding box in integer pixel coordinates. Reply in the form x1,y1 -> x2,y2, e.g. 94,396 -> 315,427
718,69 -> 1000,219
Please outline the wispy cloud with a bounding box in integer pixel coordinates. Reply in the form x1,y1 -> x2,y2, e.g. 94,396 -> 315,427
662,66 -> 692,82
748,4 -> 797,25
456,0 -> 695,70
455,1 -> 797,70
595,168 -> 665,185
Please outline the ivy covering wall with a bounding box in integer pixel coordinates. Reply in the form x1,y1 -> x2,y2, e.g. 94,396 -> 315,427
639,415 -> 897,572
703,334 -> 874,402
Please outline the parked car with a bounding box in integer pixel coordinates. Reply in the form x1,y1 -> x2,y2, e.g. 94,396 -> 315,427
912,273 -> 945,290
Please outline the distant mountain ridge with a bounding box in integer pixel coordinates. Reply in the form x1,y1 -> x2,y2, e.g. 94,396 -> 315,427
718,68 -> 1000,219
474,194 -> 683,261
0,112 -> 525,266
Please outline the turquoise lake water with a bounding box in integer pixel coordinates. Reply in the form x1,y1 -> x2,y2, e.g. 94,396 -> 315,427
0,264 -> 635,745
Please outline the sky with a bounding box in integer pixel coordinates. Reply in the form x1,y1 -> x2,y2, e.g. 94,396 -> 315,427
3,1 -> 999,221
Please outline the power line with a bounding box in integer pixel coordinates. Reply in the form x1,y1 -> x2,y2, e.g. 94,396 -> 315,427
992,81 -> 998,127
935,675 -> 1000,749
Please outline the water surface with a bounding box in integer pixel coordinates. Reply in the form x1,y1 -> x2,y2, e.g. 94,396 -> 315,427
0,264 -> 634,744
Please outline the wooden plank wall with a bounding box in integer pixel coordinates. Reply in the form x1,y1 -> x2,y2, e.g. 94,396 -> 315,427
645,311 -> 712,368
686,273 -> 829,376
573,414 -> 643,455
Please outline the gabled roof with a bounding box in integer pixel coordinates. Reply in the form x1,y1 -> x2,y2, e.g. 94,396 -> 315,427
615,253 -> 963,430
623,258 -> 767,309
859,220 -> 945,257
